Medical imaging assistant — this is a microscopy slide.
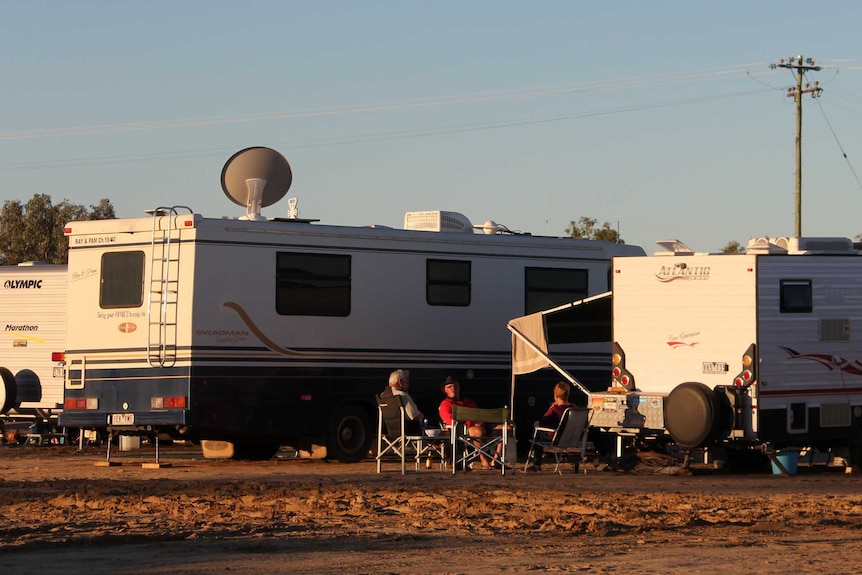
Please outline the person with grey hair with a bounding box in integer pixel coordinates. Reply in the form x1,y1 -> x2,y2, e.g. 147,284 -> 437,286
380,369 -> 424,434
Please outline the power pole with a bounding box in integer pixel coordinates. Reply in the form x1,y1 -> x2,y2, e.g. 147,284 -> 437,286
770,55 -> 822,237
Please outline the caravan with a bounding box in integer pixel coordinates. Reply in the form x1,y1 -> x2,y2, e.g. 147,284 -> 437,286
510,236 -> 862,464
0,263 -> 67,425
58,147 -> 644,461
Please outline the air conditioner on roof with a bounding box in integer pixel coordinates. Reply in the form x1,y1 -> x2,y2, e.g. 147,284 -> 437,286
404,211 -> 473,233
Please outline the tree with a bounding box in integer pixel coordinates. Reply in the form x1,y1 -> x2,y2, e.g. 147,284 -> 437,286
0,194 -> 116,265
565,217 -> 624,244
721,241 -> 744,254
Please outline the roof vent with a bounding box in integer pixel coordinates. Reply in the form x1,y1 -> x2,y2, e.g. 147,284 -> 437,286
746,236 -> 853,254
654,239 -> 695,256
404,211 -> 473,233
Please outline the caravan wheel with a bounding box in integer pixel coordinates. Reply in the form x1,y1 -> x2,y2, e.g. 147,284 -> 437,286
664,382 -> 720,449
327,404 -> 371,463
0,367 -> 17,414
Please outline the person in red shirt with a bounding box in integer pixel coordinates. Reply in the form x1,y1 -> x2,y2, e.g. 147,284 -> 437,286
526,381 -> 574,472
439,376 -> 495,469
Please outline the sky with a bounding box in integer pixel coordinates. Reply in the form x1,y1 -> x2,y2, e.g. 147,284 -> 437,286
1,1 -> 861,253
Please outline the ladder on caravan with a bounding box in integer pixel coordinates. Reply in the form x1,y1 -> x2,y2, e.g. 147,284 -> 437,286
147,206 -> 193,367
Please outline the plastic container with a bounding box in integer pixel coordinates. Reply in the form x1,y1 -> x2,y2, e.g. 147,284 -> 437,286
770,451 -> 799,475
119,435 -> 141,451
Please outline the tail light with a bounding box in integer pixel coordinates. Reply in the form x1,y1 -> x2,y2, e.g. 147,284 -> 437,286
733,344 -> 757,387
151,396 -> 187,409
611,343 -> 635,391
64,397 -> 98,410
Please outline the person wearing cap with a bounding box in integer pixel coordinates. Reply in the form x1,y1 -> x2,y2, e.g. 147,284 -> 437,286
438,376 -> 493,470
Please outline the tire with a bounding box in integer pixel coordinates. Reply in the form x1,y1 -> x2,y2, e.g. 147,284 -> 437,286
0,367 -> 17,414
327,403 -> 372,463
664,382 -> 720,449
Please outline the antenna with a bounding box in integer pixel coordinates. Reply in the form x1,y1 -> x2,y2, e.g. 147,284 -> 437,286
220,147 -> 293,220
287,198 -> 299,219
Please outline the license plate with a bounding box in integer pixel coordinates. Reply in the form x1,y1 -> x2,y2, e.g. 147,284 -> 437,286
110,413 -> 135,425
702,362 -> 729,374
53,367 -> 65,378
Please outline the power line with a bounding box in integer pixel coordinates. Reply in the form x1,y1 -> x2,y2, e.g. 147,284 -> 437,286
0,87 -> 773,171
815,98 -> 862,192
0,63 -> 777,142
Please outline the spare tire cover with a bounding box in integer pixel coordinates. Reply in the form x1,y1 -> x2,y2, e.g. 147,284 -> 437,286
14,369 -> 42,403
664,382 -> 718,448
0,367 -> 18,414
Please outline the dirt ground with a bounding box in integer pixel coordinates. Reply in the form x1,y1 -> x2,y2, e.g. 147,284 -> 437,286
2,443 -> 862,575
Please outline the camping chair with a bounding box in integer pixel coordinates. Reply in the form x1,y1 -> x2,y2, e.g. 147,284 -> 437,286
450,405 -> 510,475
376,394 -> 447,473
524,406 -> 592,474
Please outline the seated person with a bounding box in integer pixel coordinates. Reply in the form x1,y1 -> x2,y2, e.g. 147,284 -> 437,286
439,376 -> 495,470
526,381 -> 574,472
381,369 -> 424,435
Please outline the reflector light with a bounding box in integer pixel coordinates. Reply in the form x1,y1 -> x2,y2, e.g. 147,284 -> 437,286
86,397 -> 99,409
742,355 -> 753,367
612,353 -> 622,365
620,375 -> 630,386
612,367 -> 622,377
734,377 -> 744,386
742,370 -> 753,381
52,352 -> 65,362
63,227 -> 72,234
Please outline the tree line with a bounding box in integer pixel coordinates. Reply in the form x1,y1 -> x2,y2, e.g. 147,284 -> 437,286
0,194 -> 115,265
565,216 -> 744,253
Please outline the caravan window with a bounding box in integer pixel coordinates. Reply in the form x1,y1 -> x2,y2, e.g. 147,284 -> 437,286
426,259 -> 471,306
276,252 -> 351,316
780,279 -> 812,313
100,251 -> 145,308
525,267 -> 588,314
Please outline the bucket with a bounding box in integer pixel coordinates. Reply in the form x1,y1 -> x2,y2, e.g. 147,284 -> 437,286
770,451 -> 798,475
119,435 -> 141,451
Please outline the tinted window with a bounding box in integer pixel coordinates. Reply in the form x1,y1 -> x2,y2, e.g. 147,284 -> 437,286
525,267 -> 588,314
781,279 -> 812,313
100,251 -> 145,308
276,252 -> 351,316
427,259 -> 471,306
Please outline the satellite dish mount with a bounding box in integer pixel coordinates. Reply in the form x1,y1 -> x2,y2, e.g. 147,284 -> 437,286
243,178 -> 267,221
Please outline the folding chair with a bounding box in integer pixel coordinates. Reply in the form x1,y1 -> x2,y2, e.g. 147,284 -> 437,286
376,394 -> 447,473
450,405 -> 510,475
524,406 -> 592,474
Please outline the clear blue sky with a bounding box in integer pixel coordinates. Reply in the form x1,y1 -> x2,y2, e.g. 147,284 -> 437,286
2,1 -> 861,252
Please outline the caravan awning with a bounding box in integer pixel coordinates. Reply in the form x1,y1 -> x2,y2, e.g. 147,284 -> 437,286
507,291 -> 612,406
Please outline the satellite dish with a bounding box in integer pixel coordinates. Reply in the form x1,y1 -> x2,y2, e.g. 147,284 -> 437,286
221,147 -> 293,221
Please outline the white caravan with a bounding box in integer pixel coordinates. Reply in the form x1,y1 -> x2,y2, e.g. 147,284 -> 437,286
0,263 -> 67,423
58,147 -> 644,461
510,236 -> 862,462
